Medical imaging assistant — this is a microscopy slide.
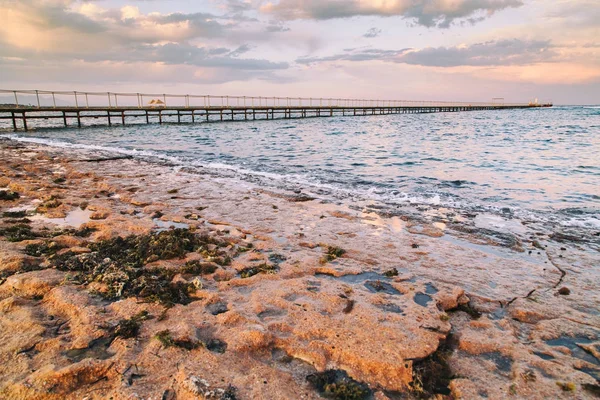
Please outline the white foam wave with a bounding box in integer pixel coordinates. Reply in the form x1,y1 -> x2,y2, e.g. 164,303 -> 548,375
1,134 -> 184,165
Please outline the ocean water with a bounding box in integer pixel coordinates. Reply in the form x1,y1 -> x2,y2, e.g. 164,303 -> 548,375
2,106 -> 599,231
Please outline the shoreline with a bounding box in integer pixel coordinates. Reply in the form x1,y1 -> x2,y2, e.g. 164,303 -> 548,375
0,138 -> 599,399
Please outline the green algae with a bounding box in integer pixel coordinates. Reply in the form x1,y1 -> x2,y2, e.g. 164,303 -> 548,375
0,224 -> 40,242
239,263 -> 278,279
410,338 -> 453,399
154,329 -> 201,350
24,241 -> 64,257
50,229 -> 235,305
113,311 -> 150,339
320,245 -> 346,264
306,370 -> 372,400
0,190 -> 20,201
383,268 -> 399,277
2,210 -> 27,218
182,260 -> 218,275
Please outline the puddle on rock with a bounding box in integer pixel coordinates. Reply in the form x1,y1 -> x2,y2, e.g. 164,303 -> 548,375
64,336 -> 114,362
414,292 -> 433,307
576,366 -> 600,381
316,271 -> 387,284
153,218 -> 189,231
533,351 -> 555,360
425,283 -> 438,294
258,308 -> 288,321
31,208 -> 92,228
545,336 -> 599,366
206,302 -> 229,316
364,280 -> 401,295
206,339 -> 227,354
481,352 -> 513,373
376,303 -> 404,314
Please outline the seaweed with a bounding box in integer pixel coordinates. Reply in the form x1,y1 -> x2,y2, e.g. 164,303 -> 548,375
24,241 -> 64,257
452,302 -> 482,319
239,263 -> 278,278
320,245 -> 346,264
113,311 -> 151,339
383,268 -> 399,277
307,370 -> 372,400
51,229 -> 210,305
0,190 -> 20,201
154,329 -> 201,350
220,385 -> 238,400
61,225 -> 98,238
38,196 -> 62,210
268,253 -> 287,264
155,330 -> 175,347
48,229 -> 237,305
411,336 -> 454,398
89,229 -> 201,267
2,210 -> 27,218
182,260 -> 218,275
0,224 -> 40,242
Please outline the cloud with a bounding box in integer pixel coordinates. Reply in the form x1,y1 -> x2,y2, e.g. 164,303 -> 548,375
0,0 -> 289,77
266,22 -> 291,32
260,0 -> 524,27
363,27 -> 381,38
399,39 -> 556,67
297,39 -> 556,67
297,47 -> 411,64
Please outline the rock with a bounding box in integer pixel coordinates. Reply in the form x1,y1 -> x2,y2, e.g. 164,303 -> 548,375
558,287 -> 570,295
0,269 -> 64,299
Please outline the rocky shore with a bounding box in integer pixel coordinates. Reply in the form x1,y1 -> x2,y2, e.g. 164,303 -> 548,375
0,138 -> 599,399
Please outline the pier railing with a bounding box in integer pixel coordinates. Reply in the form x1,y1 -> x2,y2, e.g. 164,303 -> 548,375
0,89 -> 542,109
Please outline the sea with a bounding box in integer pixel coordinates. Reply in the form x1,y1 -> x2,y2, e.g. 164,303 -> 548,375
2,106 -> 599,238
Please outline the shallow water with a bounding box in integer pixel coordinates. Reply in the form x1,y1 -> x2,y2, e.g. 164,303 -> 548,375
2,106 -> 599,232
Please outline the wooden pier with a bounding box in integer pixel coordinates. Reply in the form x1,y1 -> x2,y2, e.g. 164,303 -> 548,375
0,90 -> 552,131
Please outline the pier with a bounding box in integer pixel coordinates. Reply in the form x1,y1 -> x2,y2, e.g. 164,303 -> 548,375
0,90 -> 552,131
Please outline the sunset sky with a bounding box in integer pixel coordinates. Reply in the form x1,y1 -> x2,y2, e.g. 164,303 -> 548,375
0,0 -> 598,104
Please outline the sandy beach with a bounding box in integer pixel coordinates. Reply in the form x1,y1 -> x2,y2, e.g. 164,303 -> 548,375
0,137 -> 599,399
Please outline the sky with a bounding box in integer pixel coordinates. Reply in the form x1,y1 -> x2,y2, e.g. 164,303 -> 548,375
0,0 -> 599,104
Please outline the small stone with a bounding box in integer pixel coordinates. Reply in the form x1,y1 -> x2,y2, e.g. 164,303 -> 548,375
558,287 -> 570,295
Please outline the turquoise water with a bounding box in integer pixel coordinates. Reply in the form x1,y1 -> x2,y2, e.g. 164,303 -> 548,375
2,106 -> 599,230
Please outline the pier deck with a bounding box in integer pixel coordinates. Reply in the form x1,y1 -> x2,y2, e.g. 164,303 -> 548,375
0,90 -> 552,131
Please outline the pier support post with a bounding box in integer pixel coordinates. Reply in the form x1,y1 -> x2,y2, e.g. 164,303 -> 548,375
121,111 -> 125,125
159,110 -> 162,125
146,110 -> 149,124
177,110 -> 181,124
11,112 -> 17,131
107,111 -> 111,126
22,113 -> 28,132
192,111 -> 195,123
231,110 -> 234,121
63,111 -> 67,127
77,111 -> 81,128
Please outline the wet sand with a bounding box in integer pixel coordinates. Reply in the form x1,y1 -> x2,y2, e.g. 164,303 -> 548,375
0,138 -> 599,399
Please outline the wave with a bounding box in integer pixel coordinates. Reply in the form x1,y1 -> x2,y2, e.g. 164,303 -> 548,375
0,134 -> 184,165
3,133 -> 599,232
